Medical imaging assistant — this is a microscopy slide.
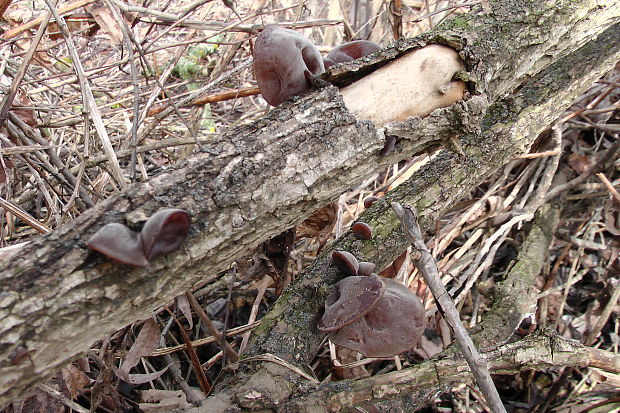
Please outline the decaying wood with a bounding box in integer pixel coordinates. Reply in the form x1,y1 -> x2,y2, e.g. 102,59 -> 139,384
0,85 -> 474,405
341,45 -> 466,124
189,329 -> 620,412
1,0 -> 620,408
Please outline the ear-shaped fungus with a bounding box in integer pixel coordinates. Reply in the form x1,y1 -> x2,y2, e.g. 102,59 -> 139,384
332,250 -> 359,276
324,40 -> 381,69
351,222 -> 372,240
317,274 -> 385,332
357,261 -> 376,276
86,223 -> 149,267
141,208 -> 191,260
87,208 -> 191,267
319,277 -> 425,357
253,26 -> 325,106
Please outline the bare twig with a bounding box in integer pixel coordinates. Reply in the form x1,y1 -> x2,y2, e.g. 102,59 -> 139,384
37,383 -> 89,413
391,202 -> 507,413
185,291 -> 239,362
0,197 -> 51,234
0,7 -> 52,128
596,172 -> 620,203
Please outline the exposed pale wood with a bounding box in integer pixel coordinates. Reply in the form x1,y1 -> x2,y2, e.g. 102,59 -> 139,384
341,45 -> 466,125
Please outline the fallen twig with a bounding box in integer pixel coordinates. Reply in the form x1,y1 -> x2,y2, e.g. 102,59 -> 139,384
391,201 -> 507,413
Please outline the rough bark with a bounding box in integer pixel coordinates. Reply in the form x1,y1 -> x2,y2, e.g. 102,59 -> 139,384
187,329 -> 620,413
1,0 -> 619,407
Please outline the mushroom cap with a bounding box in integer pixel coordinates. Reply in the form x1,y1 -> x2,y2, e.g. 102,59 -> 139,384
326,40 -> 381,64
317,275 -> 385,332
331,250 -> 359,276
86,223 -> 148,267
351,222 -> 372,240
363,196 -> 379,208
253,26 -> 325,106
357,261 -> 376,276
327,278 -> 425,357
141,209 -> 191,260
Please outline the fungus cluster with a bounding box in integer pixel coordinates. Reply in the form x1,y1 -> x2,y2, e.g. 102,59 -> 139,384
323,40 -> 381,69
86,208 -> 191,267
252,26 -> 380,106
252,27 -> 467,128
320,249 -> 425,358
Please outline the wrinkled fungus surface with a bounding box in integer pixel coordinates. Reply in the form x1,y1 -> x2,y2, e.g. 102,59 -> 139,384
321,277 -> 426,357
324,40 -> 381,69
253,26 -> 325,106
318,275 -> 385,332
142,209 -> 191,260
331,250 -> 360,276
87,208 -> 191,267
86,223 -> 148,267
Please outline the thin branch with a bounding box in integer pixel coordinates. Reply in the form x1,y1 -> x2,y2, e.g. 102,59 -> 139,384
185,291 -> 239,362
391,202 -> 507,413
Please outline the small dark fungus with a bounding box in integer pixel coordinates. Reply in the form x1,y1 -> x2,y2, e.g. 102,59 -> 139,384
331,250 -> 359,276
318,274 -> 385,332
141,208 -> 191,260
351,222 -> 372,240
357,262 -> 376,276
363,196 -> 379,208
87,223 -> 148,267
326,40 -> 381,67
380,135 -> 397,156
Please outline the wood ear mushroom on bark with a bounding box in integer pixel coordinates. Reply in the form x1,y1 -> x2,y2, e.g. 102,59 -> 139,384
318,273 -> 425,357
322,251 -> 425,357
252,26 -> 325,106
86,208 -> 191,267
323,40 -> 381,69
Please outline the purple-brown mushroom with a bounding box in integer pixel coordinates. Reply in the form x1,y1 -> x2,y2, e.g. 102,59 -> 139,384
324,40 -> 381,69
357,261 -> 376,276
351,222 -> 372,240
317,274 -> 385,332
363,196 -> 379,208
87,208 -> 191,267
331,250 -> 359,276
380,135 -> 397,155
86,223 -> 149,267
141,208 -> 191,260
319,276 -> 425,357
253,26 -> 325,106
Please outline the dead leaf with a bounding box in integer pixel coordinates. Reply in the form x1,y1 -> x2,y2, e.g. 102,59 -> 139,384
417,334 -> 443,358
568,153 -> 591,174
128,363 -> 171,385
604,200 -> 620,236
11,90 -> 36,127
139,389 -> 195,413
2,2 -> 32,25
296,202 -> 337,239
332,347 -> 369,380
60,364 -> 90,399
121,318 -> 160,374
176,294 -> 193,329
47,16 -> 91,41
10,387 -> 64,413
380,251 -> 407,279
86,1 -> 123,45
